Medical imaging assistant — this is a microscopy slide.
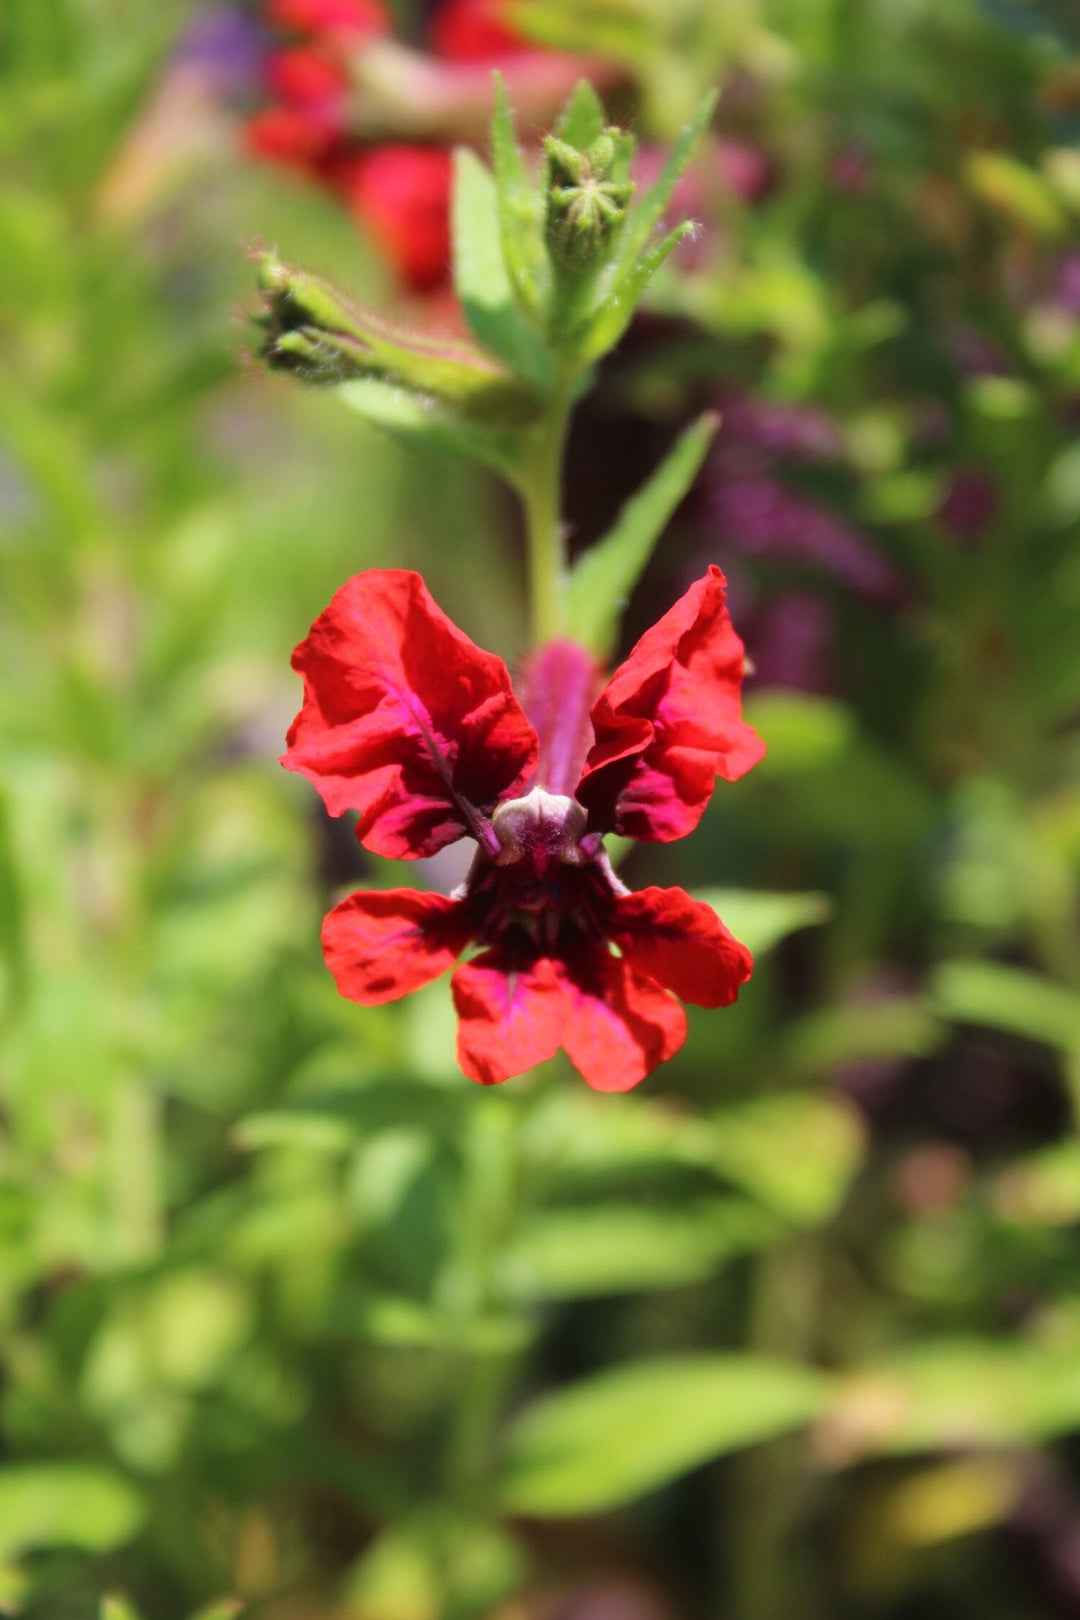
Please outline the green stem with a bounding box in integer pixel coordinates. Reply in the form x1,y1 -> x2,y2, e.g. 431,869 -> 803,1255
518,376 -> 576,648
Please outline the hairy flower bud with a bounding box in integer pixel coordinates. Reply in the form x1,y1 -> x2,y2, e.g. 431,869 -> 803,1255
544,128 -> 634,271
253,251 -> 540,419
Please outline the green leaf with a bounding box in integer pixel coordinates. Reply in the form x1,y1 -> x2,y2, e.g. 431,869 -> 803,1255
339,378 -> 525,483
580,220 -> 697,362
608,92 -> 717,289
742,692 -> 855,773
452,148 -> 552,390
566,412 -> 719,656
831,1339 -> 1080,1457
503,1199 -> 772,1300
695,888 -> 831,958
933,960 -> 1080,1055
491,75 -> 548,313
189,1604 -> 244,1620
102,1600 -> 142,1620
782,997 -> 944,1077
0,1464 -> 144,1560
499,1355 -> 829,1515
709,1094 -> 864,1226
505,2 -> 652,64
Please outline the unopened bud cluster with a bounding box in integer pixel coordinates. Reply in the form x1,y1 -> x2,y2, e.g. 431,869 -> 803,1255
544,129 -> 634,271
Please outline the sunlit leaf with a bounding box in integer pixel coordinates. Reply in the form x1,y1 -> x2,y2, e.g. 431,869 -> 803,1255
499,1355 -> 829,1514
502,1199 -> 773,1300
826,1340 -> 1080,1459
339,378 -> 525,482
452,149 -> 552,389
0,1465 -> 144,1559
742,693 -> 855,773
933,960 -> 1080,1054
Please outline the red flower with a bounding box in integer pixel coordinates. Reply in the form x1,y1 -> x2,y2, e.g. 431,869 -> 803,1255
430,0 -> 531,62
266,0 -> 390,37
329,146 -> 454,293
284,568 -> 764,1090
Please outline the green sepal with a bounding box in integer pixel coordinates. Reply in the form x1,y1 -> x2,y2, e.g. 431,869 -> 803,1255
255,253 -> 540,425
566,411 -> 719,657
553,78 -> 607,149
339,378 -> 526,483
451,148 -> 554,390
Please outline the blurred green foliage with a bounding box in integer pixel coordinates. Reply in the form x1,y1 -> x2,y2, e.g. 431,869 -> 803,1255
2,0 -> 1080,1617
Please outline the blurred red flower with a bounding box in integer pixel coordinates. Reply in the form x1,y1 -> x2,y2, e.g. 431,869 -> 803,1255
283,568 -> 763,1089
245,0 -> 586,292
430,0 -> 534,62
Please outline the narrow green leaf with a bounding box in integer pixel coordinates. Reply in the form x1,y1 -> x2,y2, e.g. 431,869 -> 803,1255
566,412 -> 719,656
499,1355 -> 828,1515
933,960 -> 1080,1055
554,79 -> 606,148
339,377 -> 524,483
452,147 -> 552,389
581,220 -> 696,361
832,1339 -> 1080,1456
610,91 -> 716,284
491,74 -> 549,313
694,888 -> 831,958
503,1200 -> 772,1300
505,1 -> 651,62
189,1603 -> 244,1620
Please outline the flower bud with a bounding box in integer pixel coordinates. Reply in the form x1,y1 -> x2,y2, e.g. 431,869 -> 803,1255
544,128 -> 634,272
253,251 -> 540,420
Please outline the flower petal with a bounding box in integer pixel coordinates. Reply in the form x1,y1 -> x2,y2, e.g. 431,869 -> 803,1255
322,888 -> 473,1004
610,886 -> 753,1008
284,570 -> 538,859
559,947 -> 687,1092
452,951 -> 565,1085
577,565 -> 765,842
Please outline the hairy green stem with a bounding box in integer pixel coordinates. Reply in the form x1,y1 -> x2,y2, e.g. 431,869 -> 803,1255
519,377 -> 576,647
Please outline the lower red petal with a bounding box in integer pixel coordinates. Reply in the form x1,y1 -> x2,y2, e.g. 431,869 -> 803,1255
610,886 -> 753,1008
322,888 -> 472,1004
452,951 -> 565,1085
559,949 -> 686,1092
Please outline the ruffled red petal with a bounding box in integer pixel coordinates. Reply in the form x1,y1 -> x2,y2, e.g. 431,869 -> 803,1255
577,565 -> 765,842
452,951 -> 565,1085
322,888 -> 473,1003
283,570 -> 538,859
559,947 -> 687,1092
609,886 -> 753,1008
